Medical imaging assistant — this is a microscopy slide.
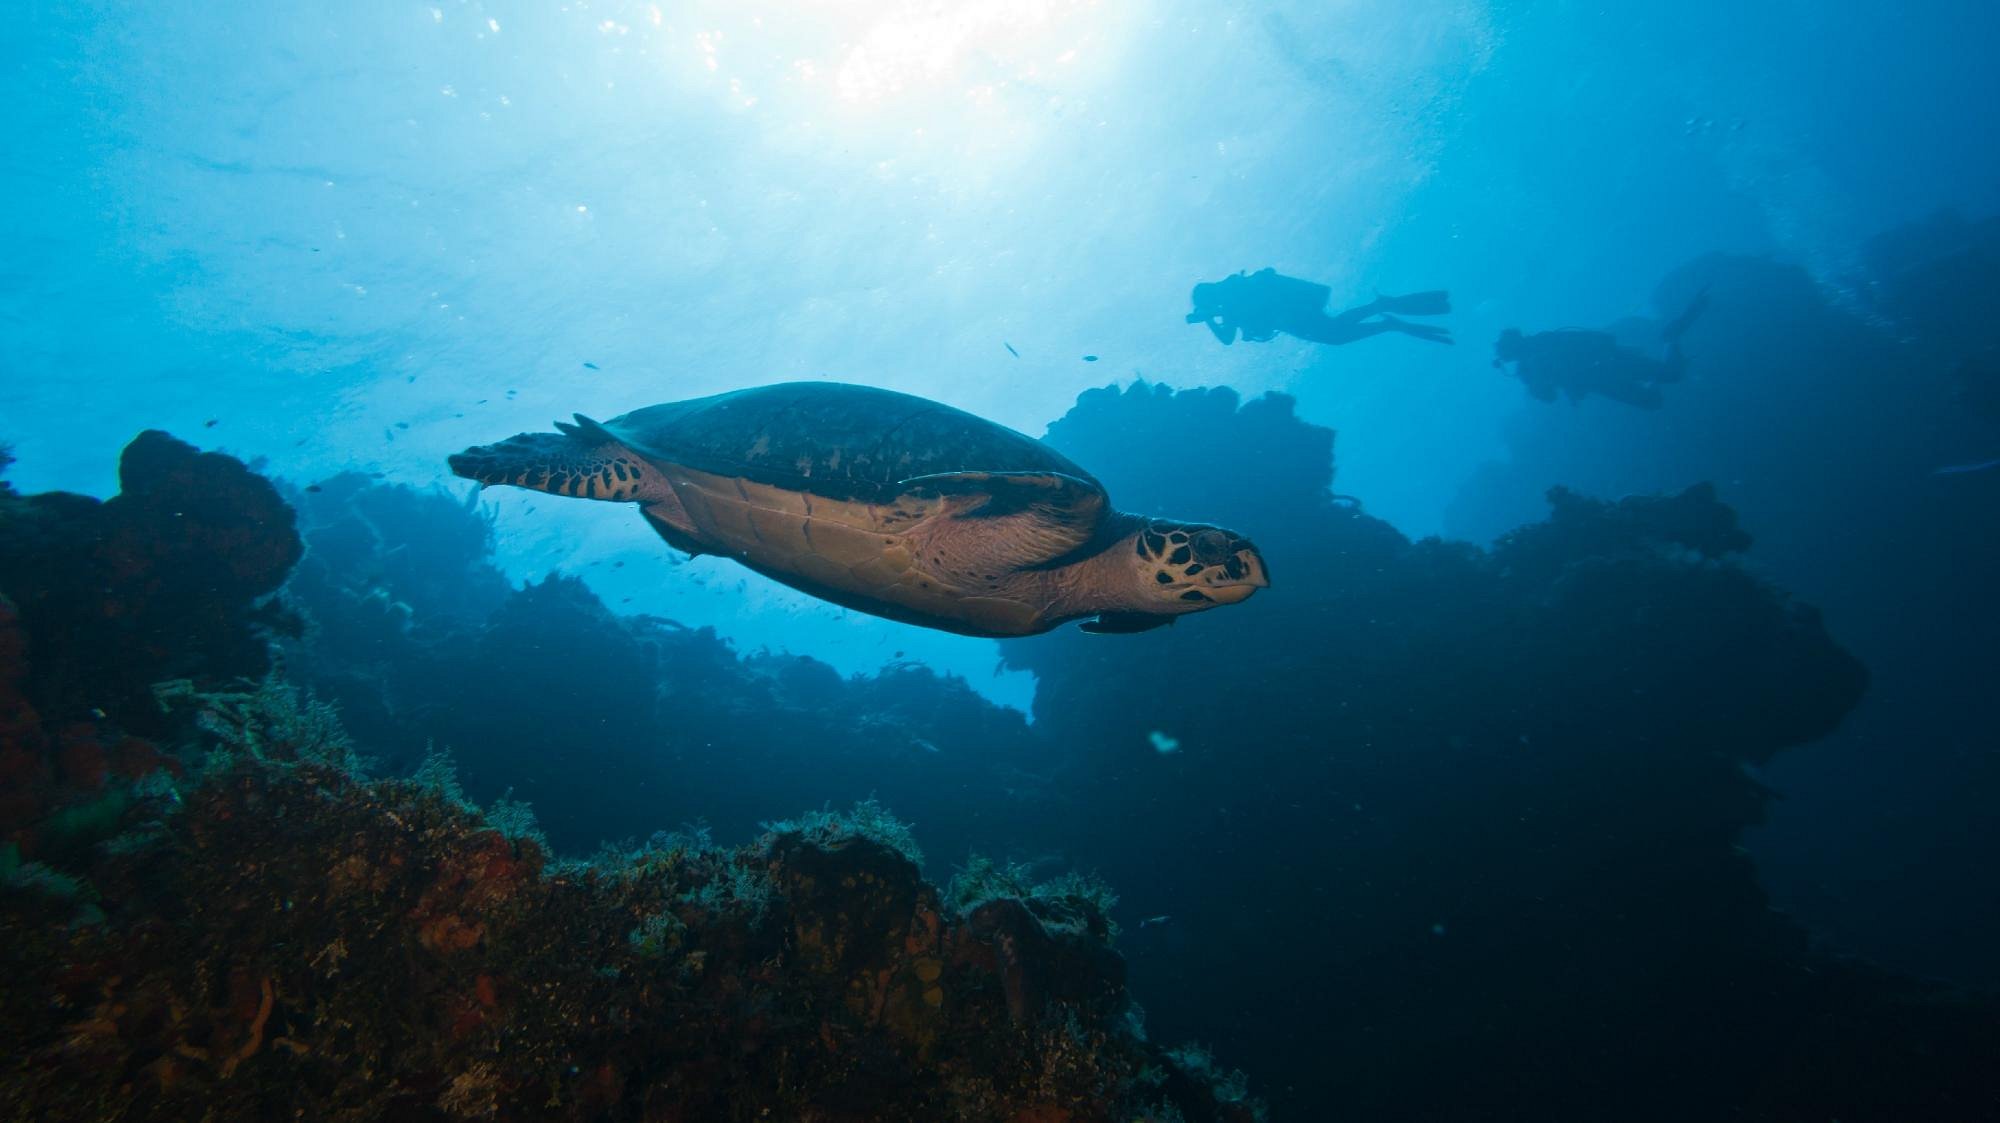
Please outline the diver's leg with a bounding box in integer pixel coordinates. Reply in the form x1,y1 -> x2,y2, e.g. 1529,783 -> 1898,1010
1286,297 -> 1402,344
1374,290 -> 1452,316
1657,343 -> 1686,383
1290,313 -> 1453,346
1662,286 -> 1710,342
1285,313 -> 1374,345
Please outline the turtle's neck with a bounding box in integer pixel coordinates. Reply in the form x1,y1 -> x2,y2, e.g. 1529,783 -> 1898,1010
1025,512 -> 1154,628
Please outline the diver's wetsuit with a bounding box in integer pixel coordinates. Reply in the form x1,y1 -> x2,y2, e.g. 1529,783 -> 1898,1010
1188,269 -> 1453,347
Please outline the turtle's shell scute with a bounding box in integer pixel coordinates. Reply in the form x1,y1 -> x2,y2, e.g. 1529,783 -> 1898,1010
603,382 -> 1097,502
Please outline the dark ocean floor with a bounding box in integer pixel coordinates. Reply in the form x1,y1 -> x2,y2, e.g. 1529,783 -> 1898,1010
2,375 -> 1998,1119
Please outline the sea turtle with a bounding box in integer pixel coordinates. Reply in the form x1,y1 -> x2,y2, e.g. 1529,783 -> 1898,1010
448,381 -> 1269,637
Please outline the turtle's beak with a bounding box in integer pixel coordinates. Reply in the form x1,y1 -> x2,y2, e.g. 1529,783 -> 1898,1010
1242,549 -> 1271,588
1204,548 -> 1269,604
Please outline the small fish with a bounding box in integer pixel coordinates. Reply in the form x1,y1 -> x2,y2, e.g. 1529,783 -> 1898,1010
394,421 -> 410,430
204,418 -> 219,428
1148,730 -> 1181,755
1139,915 -> 1173,929
1082,354 -> 1098,362
305,484 -> 323,493
1934,456 -> 2000,475
1003,342 -> 1019,358
583,361 -> 599,370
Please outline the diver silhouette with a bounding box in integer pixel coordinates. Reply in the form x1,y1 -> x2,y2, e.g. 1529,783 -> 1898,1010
1186,268 -> 1453,347
1494,288 -> 1710,410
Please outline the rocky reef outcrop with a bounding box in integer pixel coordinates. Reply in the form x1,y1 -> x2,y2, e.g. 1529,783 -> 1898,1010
0,433 -> 1255,1122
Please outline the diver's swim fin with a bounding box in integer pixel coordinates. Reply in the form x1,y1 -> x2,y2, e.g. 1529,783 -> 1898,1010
1375,290 -> 1451,316
1381,316 -> 1456,345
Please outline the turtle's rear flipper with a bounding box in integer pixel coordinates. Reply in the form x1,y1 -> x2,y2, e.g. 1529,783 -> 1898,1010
449,418 -> 650,502
1375,290 -> 1451,316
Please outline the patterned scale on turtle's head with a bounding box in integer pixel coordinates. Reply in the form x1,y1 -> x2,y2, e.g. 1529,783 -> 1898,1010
1129,519 -> 1270,612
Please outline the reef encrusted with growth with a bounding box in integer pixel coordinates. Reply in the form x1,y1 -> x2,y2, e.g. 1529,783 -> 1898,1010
3,747 -> 1251,1122
0,432 -> 1258,1122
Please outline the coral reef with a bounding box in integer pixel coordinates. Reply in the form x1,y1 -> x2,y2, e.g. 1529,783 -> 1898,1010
0,746 -> 1254,1121
0,436 -> 1260,1121
1010,380 -> 1997,1120
0,739 -> 1248,1111
248,383 -> 1997,1119
7,382 -> 1998,1120
1447,223 -> 2000,999
0,431 -> 298,859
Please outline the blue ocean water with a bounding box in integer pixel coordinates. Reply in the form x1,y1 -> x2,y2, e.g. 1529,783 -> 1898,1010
4,3 -> 1999,1118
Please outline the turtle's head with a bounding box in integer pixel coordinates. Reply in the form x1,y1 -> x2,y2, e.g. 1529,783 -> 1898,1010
1127,518 -> 1270,613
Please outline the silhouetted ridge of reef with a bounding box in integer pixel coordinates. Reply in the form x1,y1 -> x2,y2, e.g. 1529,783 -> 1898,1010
1016,381 -> 1989,1120
275,477 -> 1057,859
0,434 -> 1260,1122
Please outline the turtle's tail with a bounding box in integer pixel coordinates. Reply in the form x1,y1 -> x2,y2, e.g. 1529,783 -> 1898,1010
449,415 -> 650,501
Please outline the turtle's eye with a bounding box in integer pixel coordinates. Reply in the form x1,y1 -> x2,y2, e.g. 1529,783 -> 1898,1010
1191,529 -> 1234,564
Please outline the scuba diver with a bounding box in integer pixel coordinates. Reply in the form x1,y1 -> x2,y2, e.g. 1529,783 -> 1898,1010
1493,288 -> 1710,410
1186,268 -> 1454,347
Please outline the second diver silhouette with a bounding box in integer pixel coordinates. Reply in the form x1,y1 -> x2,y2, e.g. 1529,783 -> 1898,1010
1494,288 -> 1710,410
1186,268 -> 1454,347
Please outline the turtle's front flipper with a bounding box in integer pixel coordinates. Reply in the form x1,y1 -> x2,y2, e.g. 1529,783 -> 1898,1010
896,471 -> 1108,565
886,470 -> 1111,590
1080,612 -> 1173,635
449,416 -> 655,502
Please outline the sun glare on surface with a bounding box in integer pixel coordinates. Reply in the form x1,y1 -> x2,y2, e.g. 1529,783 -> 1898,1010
584,0 -> 1123,173
828,0 -> 1089,103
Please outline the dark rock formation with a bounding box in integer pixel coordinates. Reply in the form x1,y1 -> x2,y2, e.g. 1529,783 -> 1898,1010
0,430 -> 299,737
0,431 -> 298,858
1014,380 -> 1983,1120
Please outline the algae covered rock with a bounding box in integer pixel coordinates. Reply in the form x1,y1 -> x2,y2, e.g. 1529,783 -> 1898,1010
0,754 -> 1258,1122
